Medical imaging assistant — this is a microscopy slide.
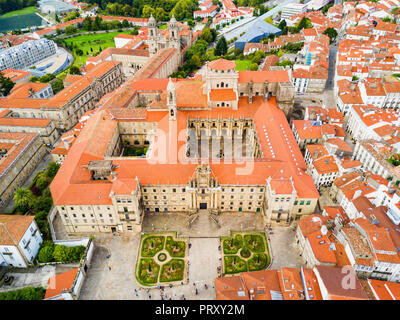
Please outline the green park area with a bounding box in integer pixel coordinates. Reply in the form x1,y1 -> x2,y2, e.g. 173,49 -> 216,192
136,233 -> 188,286
63,31 -> 132,68
221,232 -> 270,274
234,59 -> 253,71
0,6 -> 36,19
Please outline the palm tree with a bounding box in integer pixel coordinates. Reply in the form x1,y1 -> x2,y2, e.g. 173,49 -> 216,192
13,188 -> 34,211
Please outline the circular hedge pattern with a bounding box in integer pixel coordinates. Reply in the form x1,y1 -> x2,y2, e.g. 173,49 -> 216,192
158,253 -> 167,262
240,248 -> 251,258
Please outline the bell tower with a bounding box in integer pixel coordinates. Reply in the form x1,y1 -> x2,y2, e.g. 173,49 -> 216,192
148,14 -> 158,56
168,14 -> 180,50
167,77 -> 177,120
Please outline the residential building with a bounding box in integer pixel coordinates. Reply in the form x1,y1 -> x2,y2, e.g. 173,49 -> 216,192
0,215 -> 43,268
0,39 -> 57,71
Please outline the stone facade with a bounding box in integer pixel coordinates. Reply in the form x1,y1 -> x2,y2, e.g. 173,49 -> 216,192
0,132 -> 46,209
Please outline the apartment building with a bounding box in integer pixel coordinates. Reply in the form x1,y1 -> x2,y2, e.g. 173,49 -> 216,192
0,215 -> 43,267
0,39 -> 57,71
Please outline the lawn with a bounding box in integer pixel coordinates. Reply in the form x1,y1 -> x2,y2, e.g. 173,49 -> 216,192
0,6 -> 36,19
63,31 -> 132,68
235,59 -> 252,71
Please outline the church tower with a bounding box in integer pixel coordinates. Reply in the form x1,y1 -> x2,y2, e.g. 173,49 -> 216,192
167,77 -> 177,120
168,14 -> 180,50
148,14 -> 158,56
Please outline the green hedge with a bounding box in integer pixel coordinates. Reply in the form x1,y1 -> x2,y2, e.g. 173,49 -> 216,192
37,243 -> 85,263
0,287 -> 45,300
159,259 -> 185,282
165,236 -> 186,258
141,236 -> 165,257
138,258 -> 160,284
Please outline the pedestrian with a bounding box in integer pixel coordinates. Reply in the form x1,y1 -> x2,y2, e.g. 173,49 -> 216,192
195,288 -> 198,295
204,284 -> 208,290
109,266 -> 111,271
136,293 -> 138,297
149,294 -> 151,299
193,282 -> 196,286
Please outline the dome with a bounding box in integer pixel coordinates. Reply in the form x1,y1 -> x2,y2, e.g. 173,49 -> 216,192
170,13 -> 177,24
149,13 -> 156,25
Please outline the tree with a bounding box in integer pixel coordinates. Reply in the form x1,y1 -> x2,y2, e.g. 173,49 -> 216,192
46,162 -> 61,179
35,173 -> 49,190
0,72 -> 14,96
214,36 -> 228,56
65,25 -> 77,35
200,27 -> 213,43
187,18 -> 195,28
69,65 -> 81,75
38,246 -> 54,263
190,54 -> 201,69
13,188 -> 34,210
249,63 -> 259,71
51,79 -> 64,94
122,19 -> 129,28
323,27 -> 338,43
33,196 -> 53,213
295,17 -> 312,32
142,5 -> 155,18
155,7 -> 166,21
53,245 -> 69,263
83,16 -> 92,31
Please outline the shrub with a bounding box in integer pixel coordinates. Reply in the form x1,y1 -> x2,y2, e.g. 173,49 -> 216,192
138,258 -> 160,284
0,287 -> 45,300
33,196 -> 53,213
248,253 -> 268,271
244,234 -> 265,252
240,248 -> 251,258
159,259 -> 185,282
53,245 -> 69,263
165,236 -> 186,258
224,256 -> 247,274
38,246 -> 54,263
67,245 -> 86,261
141,236 -> 165,257
158,253 -> 167,262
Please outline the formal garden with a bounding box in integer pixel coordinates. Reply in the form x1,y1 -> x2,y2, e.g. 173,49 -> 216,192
221,232 -> 270,274
135,233 -> 188,286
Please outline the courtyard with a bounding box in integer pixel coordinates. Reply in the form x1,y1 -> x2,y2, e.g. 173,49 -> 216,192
78,211 -> 307,299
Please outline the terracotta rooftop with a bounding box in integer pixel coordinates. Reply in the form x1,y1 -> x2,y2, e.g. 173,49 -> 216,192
0,215 -> 34,246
